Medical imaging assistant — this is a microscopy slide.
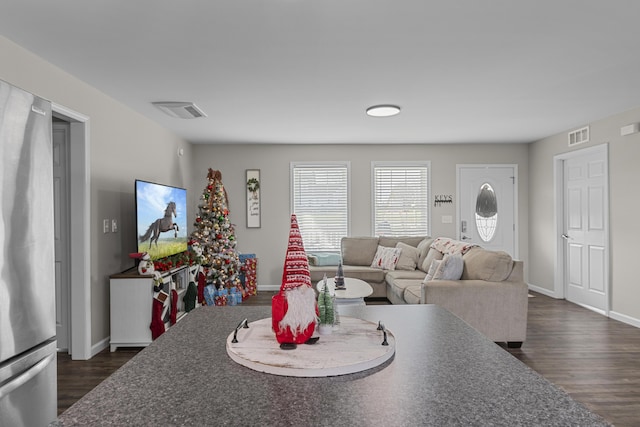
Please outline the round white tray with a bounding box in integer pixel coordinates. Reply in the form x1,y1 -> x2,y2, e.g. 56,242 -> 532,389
226,316 -> 395,377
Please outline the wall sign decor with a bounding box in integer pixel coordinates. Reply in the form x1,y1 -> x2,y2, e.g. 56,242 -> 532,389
246,169 -> 261,228
434,195 -> 453,207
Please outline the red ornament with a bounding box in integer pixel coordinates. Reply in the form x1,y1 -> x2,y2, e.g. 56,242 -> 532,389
196,217 -> 202,223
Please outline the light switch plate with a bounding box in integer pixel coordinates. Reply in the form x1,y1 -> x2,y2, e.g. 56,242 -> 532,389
103,219 -> 110,233
111,219 -> 118,233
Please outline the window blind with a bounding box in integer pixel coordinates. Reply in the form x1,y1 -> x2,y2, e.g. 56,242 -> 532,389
291,163 -> 349,251
373,163 -> 429,236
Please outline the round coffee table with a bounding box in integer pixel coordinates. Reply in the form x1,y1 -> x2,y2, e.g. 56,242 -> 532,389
316,277 -> 373,306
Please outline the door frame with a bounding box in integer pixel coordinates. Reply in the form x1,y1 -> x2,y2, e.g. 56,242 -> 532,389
52,102 -> 92,360
553,144 -> 610,314
456,164 -> 519,259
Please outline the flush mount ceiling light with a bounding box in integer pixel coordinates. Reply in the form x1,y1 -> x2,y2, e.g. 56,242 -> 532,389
366,104 -> 401,117
152,101 -> 207,119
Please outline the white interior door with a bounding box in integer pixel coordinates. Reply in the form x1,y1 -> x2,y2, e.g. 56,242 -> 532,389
53,121 -> 71,351
457,165 -> 517,257
563,146 -> 608,313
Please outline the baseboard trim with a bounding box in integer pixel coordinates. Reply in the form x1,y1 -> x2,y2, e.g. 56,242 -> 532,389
527,283 -> 559,298
258,284 -> 279,291
91,337 -> 110,359
609,311 -> 640,329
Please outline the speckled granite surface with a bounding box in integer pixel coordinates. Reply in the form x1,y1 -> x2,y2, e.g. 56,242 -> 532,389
54,305 -> 610,426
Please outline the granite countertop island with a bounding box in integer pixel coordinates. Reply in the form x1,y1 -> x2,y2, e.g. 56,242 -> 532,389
55,305 -> 610,426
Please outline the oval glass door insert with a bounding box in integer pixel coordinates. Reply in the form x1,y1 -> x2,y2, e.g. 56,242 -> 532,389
475,183 -> 498,242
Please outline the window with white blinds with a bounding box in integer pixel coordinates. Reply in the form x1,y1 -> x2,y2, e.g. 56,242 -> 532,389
372,162 -> 430,237
291,162 -> 349,251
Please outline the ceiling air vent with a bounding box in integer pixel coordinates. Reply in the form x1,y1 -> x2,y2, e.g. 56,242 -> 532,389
568,126 -> 589,146
152,102 -> 207,119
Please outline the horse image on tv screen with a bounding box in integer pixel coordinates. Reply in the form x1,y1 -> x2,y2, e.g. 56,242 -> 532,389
136,180 -> 188,261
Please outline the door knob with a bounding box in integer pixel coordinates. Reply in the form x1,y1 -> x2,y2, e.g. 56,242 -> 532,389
561,234 -> 570,240
461,235 -> 472,241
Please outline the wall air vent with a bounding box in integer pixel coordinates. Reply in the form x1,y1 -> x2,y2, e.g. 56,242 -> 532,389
568,126 -> 589,146
152,102 -> 207,119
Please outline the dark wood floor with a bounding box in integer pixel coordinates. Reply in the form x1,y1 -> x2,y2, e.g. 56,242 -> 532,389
58,292 -> 640,426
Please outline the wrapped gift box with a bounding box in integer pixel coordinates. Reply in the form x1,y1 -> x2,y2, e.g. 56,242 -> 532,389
239,254 -> 257,296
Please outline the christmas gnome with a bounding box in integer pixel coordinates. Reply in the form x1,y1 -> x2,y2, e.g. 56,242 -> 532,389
272,214 -> 318,346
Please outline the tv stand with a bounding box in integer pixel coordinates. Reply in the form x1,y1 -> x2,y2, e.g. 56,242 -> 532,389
109,264 -> 199,352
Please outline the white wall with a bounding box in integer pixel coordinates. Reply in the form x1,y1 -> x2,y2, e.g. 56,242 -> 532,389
528,106 -> 640,322
0,36 -> 192,349
192,143 -> 529,289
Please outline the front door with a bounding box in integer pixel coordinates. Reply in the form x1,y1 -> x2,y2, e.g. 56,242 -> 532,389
457,165 -> 517,257
562,145 -> 608,313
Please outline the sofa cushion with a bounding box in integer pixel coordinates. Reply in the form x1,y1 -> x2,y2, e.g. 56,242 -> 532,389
421,248 -> 444,272
461,248 -> 513,282
309,265 -> 385,284
341,237 -> 379,266
385,269 -> 427,282
379,236 -> 427,248
395,242 -> 420,271
386,278 -> 421,305
371,245 -> 401,270
403,285 -> 422,304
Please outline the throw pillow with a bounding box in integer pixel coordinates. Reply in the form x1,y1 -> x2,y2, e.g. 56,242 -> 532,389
371,245 -> 402,270
416,238 -> 434,271
395,242 -> 420,271
422,259 -> 442,283
421,248 -> 444,272
433,254 -> 464,280
313,253 -> 342,266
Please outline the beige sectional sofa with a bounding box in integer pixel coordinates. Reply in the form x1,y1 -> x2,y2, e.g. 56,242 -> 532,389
309,236 -> 528,347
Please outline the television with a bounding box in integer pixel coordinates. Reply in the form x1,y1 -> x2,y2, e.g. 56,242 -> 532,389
135,179 -> 188,261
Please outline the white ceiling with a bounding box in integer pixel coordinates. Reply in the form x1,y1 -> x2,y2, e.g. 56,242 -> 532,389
2,1 -> 640,145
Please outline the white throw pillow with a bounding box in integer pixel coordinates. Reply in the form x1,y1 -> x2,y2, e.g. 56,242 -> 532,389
433,254 -> 464,280
371,245 -> 402,270
422,259 -> 442,283
395,242 -> 419,271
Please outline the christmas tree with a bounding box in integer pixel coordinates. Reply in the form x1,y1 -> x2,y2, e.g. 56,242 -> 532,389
318,275 -> 335,326
190,169 -> 242,292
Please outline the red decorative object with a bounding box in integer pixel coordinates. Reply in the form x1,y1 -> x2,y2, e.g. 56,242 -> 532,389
150,299 -> 165,339
170,289 -> 178,325
272,214 -> 316,344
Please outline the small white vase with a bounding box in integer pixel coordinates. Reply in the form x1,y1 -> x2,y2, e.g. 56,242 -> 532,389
318,324 -> 333,335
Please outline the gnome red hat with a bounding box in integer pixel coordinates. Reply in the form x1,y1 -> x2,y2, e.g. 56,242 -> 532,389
272,214 -> 317,345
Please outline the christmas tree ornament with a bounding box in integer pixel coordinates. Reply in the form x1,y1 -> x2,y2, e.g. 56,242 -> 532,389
272,214 -> 318,347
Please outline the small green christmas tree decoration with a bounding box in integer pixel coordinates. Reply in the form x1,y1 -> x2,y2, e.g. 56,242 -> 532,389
190,169 -> 242,292
318,274 -> 335,328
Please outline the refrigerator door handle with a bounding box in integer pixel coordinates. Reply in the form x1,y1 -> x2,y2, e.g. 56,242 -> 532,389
0,353 -> 55,400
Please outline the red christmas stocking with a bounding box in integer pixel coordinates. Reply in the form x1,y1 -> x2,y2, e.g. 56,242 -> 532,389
150,298 -> 165,339
197,271 -> 206,305
170,289 -> 178,325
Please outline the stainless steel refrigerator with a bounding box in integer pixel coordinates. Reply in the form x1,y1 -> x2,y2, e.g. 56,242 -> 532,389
0,79 -> 57,426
